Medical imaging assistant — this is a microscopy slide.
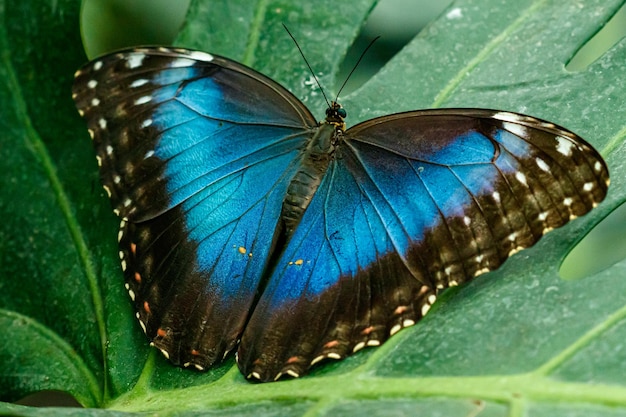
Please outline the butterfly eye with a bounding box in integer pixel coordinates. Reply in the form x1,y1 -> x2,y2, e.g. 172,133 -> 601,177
325,105 -> 347,120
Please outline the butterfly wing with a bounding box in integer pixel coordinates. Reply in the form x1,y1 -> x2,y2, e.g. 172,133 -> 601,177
237,109 -> 609,381
72,47 -> 317,369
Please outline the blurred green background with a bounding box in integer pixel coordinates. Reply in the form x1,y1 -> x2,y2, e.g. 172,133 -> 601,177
79,0 -> 626,281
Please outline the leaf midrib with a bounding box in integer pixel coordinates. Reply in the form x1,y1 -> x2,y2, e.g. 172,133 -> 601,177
109,371 -> 626,414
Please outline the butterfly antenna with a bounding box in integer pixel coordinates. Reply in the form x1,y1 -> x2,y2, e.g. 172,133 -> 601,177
335,35 -> 380,101
283,24 -> 332,109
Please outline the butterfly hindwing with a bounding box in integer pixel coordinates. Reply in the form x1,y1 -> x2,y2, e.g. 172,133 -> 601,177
237,109 -> 609,381
72,47 -> 318,369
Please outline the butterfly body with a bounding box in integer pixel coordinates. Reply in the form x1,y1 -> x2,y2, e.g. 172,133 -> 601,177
73,47 -> 609,382
282,119 -> 339,236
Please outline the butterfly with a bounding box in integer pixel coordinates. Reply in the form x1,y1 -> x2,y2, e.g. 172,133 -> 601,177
72,46 -> 609,382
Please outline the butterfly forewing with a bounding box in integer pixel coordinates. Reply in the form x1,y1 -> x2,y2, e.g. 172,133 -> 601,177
72,47 -> 318,369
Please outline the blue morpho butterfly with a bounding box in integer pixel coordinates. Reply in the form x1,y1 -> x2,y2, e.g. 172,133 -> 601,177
72,41 -> 609,382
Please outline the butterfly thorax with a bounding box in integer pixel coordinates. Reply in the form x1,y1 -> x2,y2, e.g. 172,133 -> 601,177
281,103 -> 345,236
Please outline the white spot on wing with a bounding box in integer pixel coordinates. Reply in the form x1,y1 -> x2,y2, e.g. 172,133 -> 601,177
87,79 -> 97,89
141,119 -> 153,128
188,51 -> 214,61
389,325 -> 401,336
536,158 -> 550,172
126,53 -> 146,69
474,267 -> 490,277
515,172 -> 528,186
93,61 -> 103,71
352,340 -> 366,352
594,161 -> 602,172
502,121 -> 528,138
493,112 -> 519,123
159,348 -> 170,360
556,136 -> 574,156
135,96 -> 152,105
130,79 -> 149,88
170,57 -> 196,68
311,355 -> 325,365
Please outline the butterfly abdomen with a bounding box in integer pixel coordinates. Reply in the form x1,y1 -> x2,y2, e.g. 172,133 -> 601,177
282,123 -> 338,235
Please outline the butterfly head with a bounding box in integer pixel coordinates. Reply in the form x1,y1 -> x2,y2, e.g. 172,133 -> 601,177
325,101 -> 347,131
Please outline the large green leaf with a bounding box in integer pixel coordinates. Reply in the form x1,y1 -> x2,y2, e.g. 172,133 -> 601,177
1,0 -> 625,415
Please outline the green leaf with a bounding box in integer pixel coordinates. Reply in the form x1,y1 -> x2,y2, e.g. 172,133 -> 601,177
1,0 -> 625,415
